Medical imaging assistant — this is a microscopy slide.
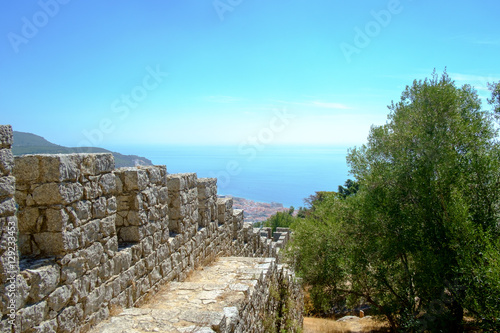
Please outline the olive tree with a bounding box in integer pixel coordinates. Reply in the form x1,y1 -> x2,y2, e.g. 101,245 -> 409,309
288,71 -> 500,332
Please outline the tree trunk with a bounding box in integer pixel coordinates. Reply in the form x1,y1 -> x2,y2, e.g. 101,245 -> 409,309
449,300 -> 464,333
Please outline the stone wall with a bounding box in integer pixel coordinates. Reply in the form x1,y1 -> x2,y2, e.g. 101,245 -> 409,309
232,259 -> 303,333
0,127 -> 301,333
90,257 -> 303,333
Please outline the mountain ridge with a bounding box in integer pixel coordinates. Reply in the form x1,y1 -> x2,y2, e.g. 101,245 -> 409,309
12,131 -> 153,168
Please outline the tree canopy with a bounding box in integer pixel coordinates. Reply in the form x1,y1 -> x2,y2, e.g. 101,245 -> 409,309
287,71 -> 500,332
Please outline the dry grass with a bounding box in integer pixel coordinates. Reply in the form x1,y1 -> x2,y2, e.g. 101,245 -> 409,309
303,316 -> 391,333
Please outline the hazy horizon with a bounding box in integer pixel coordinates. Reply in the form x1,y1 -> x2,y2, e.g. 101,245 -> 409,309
2,1 -> 499,149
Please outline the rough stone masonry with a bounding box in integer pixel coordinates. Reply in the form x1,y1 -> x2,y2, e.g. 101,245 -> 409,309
0,125 -> 303,333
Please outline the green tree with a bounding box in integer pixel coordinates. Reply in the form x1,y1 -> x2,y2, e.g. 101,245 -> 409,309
488,81 -> 500,116
337,179 -> 359,199
288,71 -> 500,332
259,207 -> 298,231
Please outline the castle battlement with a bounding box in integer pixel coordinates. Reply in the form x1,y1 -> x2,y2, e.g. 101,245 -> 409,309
0,125 -> 302,332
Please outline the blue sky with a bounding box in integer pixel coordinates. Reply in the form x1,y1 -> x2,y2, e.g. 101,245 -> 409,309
1,0 -> 499,149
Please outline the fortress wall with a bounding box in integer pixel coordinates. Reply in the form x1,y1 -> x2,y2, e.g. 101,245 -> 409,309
13,153 -> 116,257
233,260 -> 304,332
197,177 -> 217,228
0,132 -> 299,332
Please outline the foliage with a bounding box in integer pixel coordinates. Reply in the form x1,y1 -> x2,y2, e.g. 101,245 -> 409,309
257,207 -> 298,231
337,179 -> 359,199
488,81 -> 500,118
287,71 -> 500,332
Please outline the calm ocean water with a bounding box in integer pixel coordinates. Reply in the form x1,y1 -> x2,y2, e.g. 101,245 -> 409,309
111,145 -> 351,208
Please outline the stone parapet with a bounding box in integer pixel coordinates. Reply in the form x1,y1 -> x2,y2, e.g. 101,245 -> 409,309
197,177 -> 217,228
0,125 -> 300,332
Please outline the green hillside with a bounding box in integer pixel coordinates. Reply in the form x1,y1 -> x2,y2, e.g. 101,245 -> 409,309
12,131 -> 153,168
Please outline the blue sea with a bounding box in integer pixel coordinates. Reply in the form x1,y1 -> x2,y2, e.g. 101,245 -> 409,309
111,145 -> 351,208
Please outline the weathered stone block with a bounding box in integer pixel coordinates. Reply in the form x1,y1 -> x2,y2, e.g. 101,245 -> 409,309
48,285 -> 73,312
142,236 -> 153,256
18,300 -> 48,331
13,155 -> 40,184
116,195 -> 130,211
132,193 -> 143,210
0,149 -> 14,176
33,182 -> 83,205
0,197 -> 16,217
0,125 -> 13,148
16,274 -> 30,310
81,219 -> 101,246
35,318 -> 58,332
82,242 -> 104,270
145,165 -> 167,185
143,188 -> 158,206
114,250 -> 132,276
94,153 -> 115,175
167,175 -> 184,192
157,187 -> 169,205
188,188 -> 198,203
92,197 -> 107,218
106,197 -> 116,216
18,233 -> 33,256
70,200 -> 92,224
149,267 -> 162,286
197,178 -> 217,198
119,168 -> 149,191
100,215 -> 116,237
127,210 -> 147,226
61,256 -> 86,283
0,175 -> 15,199
39,154 -> 81,183
18,207 -> 40,233
114,173 -> 123,193
78,153 -> 109,178
118,226 -> 142,242
23,264 -> 60,303
98,258 -> 115,281
57,305 -> 78,333
33,230 -> 80,255
83,179 -> 103,200
46,208 -> 70,232
99,172 -> 116,195
104,236 -> 118,256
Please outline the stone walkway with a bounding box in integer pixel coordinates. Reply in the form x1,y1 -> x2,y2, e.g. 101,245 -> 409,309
90,257 -> 275,333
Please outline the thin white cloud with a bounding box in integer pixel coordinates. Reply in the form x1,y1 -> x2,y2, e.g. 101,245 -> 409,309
311,101 -> 352,110
449,73 -> 500,92
273,99 -> 352,110
474,39 -> 500,46
450,34 -> 500,46
205,95 -> 243,103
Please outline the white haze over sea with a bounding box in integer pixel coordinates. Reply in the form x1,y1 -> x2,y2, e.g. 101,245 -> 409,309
111,145 -> 351,208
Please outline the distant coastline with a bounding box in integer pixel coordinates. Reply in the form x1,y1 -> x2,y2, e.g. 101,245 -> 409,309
108,144 -> 349,208
219,195 -> 289,224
